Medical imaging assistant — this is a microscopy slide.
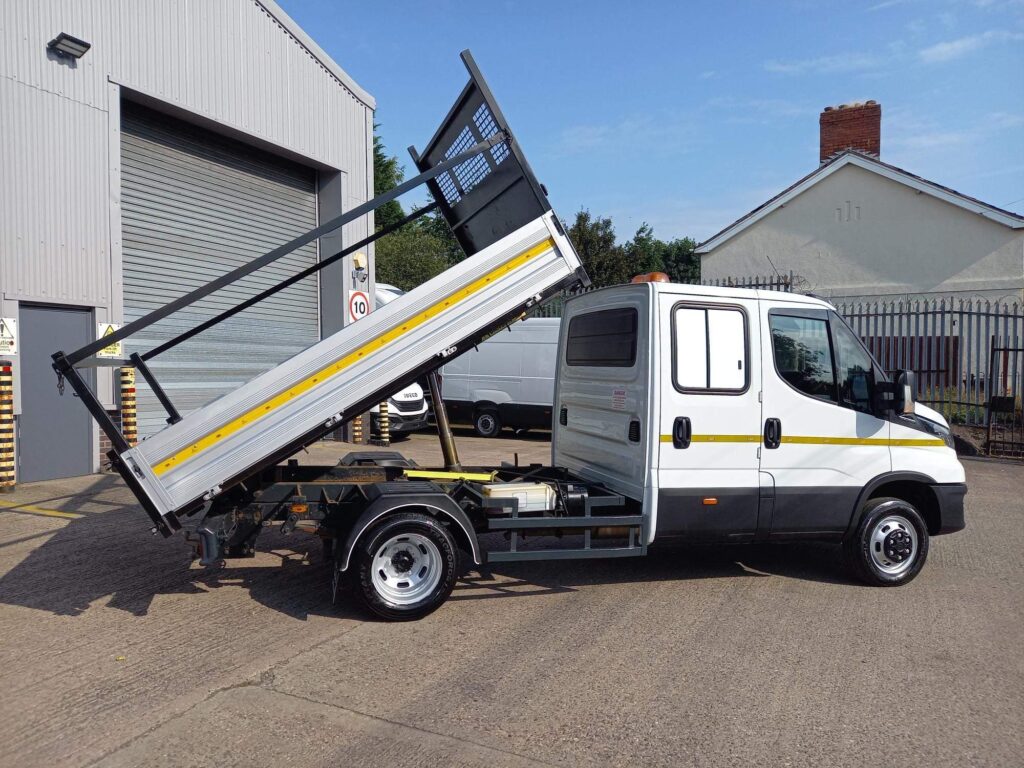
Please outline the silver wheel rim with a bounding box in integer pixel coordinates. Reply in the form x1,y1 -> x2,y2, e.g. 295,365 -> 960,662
477,414 -> 496,434
371,532 -> 443,606
869,514 -> 918,576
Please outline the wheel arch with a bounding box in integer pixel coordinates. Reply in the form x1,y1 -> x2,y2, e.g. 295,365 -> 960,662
337,494 -> 481,572
845,471 -> 941,538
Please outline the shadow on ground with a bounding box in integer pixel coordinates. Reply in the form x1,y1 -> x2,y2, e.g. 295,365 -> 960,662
0,482 -> 858,620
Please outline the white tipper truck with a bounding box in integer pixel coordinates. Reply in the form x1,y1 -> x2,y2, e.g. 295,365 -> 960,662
54,51 -> 966,621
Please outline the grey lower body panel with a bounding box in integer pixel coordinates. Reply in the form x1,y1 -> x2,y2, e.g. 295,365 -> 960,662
931,482 -> 967,534
118,213 -> 582,521
656,485 -> 860,542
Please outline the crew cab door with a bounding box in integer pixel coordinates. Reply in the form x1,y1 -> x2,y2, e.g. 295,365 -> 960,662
655,293 -> 763,540
759,306 -> 891,538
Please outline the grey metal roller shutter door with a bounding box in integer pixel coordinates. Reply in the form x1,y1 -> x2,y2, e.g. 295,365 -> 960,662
121,103 -> 320,438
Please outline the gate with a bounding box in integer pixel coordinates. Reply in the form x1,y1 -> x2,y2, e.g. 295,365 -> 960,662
987,341 -> 1024,457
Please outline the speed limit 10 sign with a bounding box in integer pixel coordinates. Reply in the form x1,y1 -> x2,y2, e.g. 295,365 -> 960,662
348,290 -> 370,322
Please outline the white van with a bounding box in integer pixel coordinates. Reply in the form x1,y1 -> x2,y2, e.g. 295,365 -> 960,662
441,317 -> 559,436
369,284 -> 428,435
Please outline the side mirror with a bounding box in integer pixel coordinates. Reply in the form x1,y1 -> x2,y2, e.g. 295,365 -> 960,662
895,370 -> 916,415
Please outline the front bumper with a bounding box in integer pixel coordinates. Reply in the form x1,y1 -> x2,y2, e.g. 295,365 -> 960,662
931,482 -> 967,535
373,411 -> 429,433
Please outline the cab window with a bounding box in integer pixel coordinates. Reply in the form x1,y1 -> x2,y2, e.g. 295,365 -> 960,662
769,315 -> 835,401
566,307 -> 637,367
673,305 -> 748,392
831,313 -> 875,414
770,311 -> 879,413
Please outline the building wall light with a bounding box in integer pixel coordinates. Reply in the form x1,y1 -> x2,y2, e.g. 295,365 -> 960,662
47,32 -> 91,59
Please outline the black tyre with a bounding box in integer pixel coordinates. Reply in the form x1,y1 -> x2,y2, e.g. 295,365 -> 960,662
349,512 -> 458,621
845,497 -> 929,586
473,408 -> 502,438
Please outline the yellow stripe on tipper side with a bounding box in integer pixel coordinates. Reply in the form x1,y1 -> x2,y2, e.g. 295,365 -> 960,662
152,238 -> 557,476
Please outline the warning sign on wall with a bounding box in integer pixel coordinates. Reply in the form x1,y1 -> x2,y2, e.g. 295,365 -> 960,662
0,318 -> 17,355
96,323 -> 123,359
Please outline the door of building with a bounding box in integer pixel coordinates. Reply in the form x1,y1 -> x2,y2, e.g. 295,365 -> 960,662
18,305 -> 94,482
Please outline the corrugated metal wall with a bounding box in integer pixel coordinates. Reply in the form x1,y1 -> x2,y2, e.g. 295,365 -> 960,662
0,0 -> 374,468
121,103 -> 320,436
0,0 -> 373,315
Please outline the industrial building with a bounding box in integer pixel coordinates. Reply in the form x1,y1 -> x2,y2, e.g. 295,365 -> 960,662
0,0 -> 375,482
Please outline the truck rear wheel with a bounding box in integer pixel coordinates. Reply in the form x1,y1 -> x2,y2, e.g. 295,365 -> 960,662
845,497 -> 929,586
474,408 -> 502,437
349,512 -> 457,621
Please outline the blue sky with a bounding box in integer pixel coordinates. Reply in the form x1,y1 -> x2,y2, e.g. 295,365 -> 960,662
281,0 -> 1024,242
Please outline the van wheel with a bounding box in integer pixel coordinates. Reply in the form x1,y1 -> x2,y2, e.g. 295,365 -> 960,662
349,512 -> 457,621
845,497 -> 929,586
474,409 -> 502,437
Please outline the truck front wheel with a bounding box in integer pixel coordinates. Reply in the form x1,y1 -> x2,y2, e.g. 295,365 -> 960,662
349,512 -> 458,620
845,497 -> 929,586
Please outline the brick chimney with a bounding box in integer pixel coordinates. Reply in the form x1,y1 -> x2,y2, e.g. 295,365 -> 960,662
819,101 -> 881,163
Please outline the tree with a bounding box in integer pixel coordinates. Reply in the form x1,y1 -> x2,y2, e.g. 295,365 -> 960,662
661,236 -> 699,283
567,210 -> 630,288
414,203 -> 463,266
374,225 -> 449,291
373,130 -> 405,232
622,222 -> 665,276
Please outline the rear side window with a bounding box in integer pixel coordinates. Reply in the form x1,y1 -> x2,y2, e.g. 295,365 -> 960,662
769,315 -> 835,401
673,305 -> 748,392
566,307 -> 637,367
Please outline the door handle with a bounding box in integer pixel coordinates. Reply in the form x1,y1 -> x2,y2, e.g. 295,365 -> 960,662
764,417 -> 782,449
672,416 -> 691,449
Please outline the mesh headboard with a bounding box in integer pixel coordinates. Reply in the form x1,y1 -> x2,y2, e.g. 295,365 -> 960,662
410,50 -> 553,258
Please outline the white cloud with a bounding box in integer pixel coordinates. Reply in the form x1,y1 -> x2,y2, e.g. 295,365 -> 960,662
886,109 -> 1024,160
698,70 -> 717,80
764,51 -> 884,75
919,29 -> 1024,62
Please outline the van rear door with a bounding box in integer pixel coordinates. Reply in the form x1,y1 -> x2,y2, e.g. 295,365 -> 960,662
654,290 -> 763,540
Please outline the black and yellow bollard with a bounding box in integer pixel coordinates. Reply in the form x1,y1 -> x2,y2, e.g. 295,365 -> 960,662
0,361 -> 14,491
120,367 -> 138,447
371,400 -> 391,447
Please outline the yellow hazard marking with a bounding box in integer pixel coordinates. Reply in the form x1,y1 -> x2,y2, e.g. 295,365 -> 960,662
659,434 -> 945,447
152,238 -> 557,476
0,500 -> 83,519
659,434 -> 760,443
404,469 -> 497,482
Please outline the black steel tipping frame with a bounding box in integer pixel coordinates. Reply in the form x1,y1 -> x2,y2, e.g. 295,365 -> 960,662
50,49 -> 587,536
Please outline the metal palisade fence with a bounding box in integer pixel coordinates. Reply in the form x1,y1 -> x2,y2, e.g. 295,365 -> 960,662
837,298 -> 1024,455
534,278 -> 1024,455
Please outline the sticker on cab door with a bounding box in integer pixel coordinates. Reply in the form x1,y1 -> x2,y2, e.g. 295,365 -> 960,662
612,389 -> 626,409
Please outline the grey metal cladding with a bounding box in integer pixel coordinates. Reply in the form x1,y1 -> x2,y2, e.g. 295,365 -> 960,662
120,103 -> 320,437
